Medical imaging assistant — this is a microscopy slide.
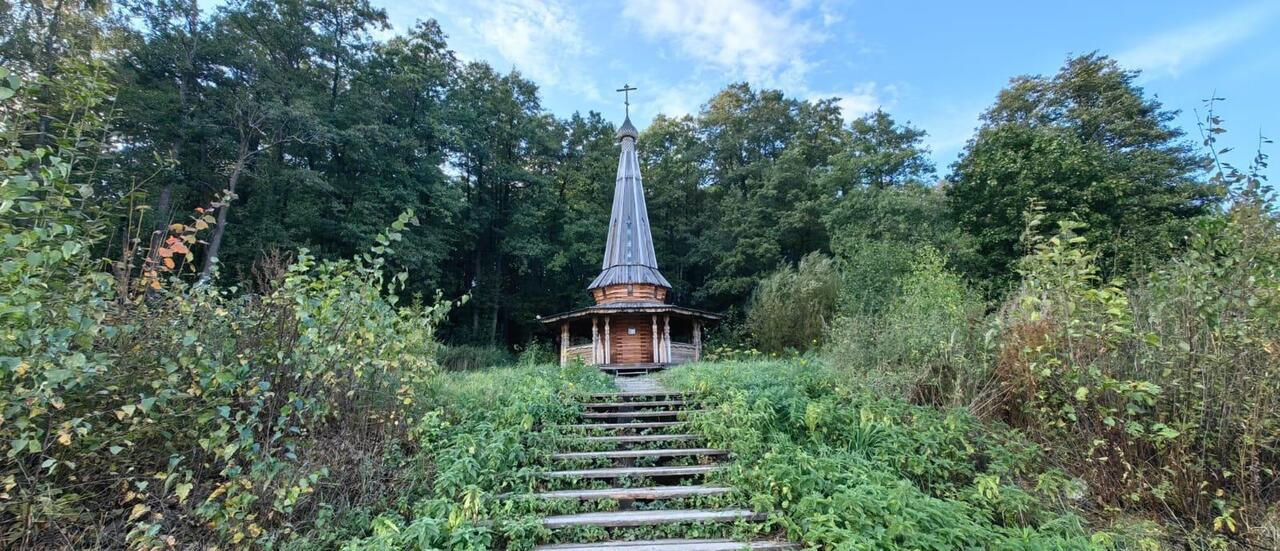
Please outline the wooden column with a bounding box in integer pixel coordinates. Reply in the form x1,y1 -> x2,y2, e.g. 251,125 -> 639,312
603,317 -> 611,365
560,322 -> 569,366
663,315 -> 672,364
651,315 -> 659,363
693,320 -> 702,361
591,317 -> 599,365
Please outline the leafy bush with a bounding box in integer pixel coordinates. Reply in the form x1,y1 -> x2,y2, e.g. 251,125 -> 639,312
0,64 -> 451,548
745,253 -> 842,353
988,206 -> 1279,547
826,248 -> 987,405
819,111 -> 1278,548
439,344 -> 516,371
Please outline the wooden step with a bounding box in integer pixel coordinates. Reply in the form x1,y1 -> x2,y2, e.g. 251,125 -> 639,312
598,364 -> 669,374
551,448 -> 726,461
556,421 -> 685,431
587,391 -> 688,401
581,410 -> 698,420
583,400 -> 690,409
535,539 -> 796,550
573,434 -> 700,445
520,484 -> 732,501
542,464 -> 721,479
541,508 -> 761,529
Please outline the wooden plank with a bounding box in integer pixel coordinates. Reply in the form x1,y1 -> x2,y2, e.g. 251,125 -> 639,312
571,434 -> 700,445
541,508 -> 760,528
583,400 -> 689,409
555,421 -> 685,431
550,448 -> 725,461
581,410 -> 694,419
535,539 -> 795,551
609,314 -> 654,364
593,283 -> 667,304
598,367 -> 667,376
542,464 -> 720,479
518,484 -> 732,501
586,391 -> 688,400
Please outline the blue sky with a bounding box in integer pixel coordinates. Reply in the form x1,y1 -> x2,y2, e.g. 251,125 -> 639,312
377,0 -> 1279,174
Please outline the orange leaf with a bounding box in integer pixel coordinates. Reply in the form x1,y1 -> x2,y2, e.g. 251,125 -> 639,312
163,257 -> 175,269
171,243 -> 190,255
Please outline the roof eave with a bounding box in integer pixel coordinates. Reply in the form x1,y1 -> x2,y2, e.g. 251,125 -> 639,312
538,304 -> 723,324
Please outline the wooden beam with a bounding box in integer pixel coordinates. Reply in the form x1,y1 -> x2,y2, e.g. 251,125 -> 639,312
541,465 -> 721,479
651,314 -> 659,363
540,508 -> 758,528
560,322 -> 569,366
603,316 -> 611,364
591,317 -> 600,365
693,320 -> 702,361
520,484 -> 731,501
664,314 -> 672,364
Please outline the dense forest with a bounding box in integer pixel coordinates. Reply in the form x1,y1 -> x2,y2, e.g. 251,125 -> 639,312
3,1 -> 1277,549
0,0 -> 1226,348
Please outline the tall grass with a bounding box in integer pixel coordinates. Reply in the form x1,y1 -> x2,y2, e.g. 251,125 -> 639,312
744,252 -> 842,353
820,163 -> 1279,547
439,344 -> 516,371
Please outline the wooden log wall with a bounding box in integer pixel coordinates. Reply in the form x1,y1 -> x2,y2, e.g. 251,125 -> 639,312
592,284 -> 668,304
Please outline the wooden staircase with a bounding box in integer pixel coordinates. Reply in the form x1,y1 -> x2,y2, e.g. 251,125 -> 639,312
597,363 -> 671,377
518,385 -> 795,550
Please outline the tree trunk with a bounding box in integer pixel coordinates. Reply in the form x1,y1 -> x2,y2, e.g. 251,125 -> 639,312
199,147 -> 247,281
146,182 -> 176,265
489,248 -> 502,345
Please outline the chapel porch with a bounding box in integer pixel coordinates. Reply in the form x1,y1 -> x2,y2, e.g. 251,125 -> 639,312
541,304 -> 720,368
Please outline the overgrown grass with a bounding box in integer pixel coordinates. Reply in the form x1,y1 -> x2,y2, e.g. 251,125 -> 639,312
820,179 -> 1280,547
661,360 -> 1118,550
439,344 -> 516,371
325,363 -> 613,550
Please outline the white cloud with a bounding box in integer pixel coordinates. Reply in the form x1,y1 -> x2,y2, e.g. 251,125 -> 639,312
1117,2 -> 1279,80
622,0 -> 824,87
809,82 -> 896,119
423,0 -> 589,88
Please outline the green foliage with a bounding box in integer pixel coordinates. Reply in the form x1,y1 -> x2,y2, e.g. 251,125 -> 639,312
661,360 -> 1104,550
745,253 -> 842,353
0,69 -> 453,548
984,207 -> 1279,546
827,248 -> 985,403
329,363 -> 612,551
833,109 -> 936,189
439,344 -> 516,371
824,182 -> 978,314
949,53 -> 1220,289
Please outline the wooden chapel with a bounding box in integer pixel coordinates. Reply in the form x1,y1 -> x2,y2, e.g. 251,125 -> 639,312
539,102 -> 719,370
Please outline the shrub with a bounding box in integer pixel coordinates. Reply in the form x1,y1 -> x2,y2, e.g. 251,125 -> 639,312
0,65 -> 451,548
826,247 -> 987,405
988,204 -> 1279,547
745,252 -> 842,353
439,344 -> 516,371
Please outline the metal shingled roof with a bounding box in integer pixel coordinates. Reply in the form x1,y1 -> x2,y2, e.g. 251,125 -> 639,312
588,116 -> 670,290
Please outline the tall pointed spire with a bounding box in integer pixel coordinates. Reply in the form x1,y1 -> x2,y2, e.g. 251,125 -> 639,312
588,103 -> 670,291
